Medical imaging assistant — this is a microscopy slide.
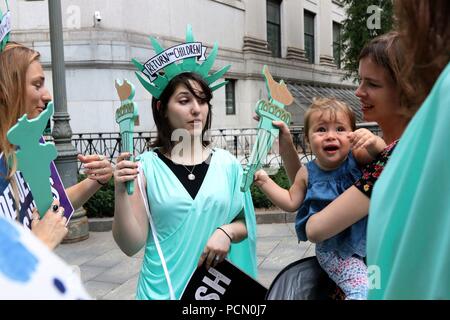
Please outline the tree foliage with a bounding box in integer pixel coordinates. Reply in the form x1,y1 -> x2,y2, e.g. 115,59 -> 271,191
341,0 -> 394,81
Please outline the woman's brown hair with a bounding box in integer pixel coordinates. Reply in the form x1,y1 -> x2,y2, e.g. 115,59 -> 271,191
150,72 -> 213,153
395,0 -> 450,112
358,32 -> 409,110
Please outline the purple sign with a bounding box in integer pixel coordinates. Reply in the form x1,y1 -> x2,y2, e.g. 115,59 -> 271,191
49,161 -> 74,223
39,137 -> 74,223
1,153 -> 73,229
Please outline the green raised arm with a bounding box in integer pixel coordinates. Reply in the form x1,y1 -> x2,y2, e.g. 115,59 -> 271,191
7,102 -> 57,217
115,79 -> 139,195
240,66 -> 294,192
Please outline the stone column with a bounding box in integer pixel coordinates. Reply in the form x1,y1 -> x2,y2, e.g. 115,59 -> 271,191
48,0 -> 89,243
243,0 -> 271,55
282,0 -> 308,62
318,0 -> 336,67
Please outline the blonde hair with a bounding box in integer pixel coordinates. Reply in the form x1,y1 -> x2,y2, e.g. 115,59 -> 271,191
304,98 -> 356,141
0,42 -> 41,218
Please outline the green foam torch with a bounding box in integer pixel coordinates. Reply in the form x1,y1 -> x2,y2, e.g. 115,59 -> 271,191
7,102 -> 57,217
115,79 -> 139,195
240,66 -> 294,192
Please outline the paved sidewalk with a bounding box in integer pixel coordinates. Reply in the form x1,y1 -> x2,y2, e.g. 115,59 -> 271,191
55,223 -> 315,300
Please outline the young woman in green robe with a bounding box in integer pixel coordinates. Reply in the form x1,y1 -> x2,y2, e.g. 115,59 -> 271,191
113,71 -> 257,300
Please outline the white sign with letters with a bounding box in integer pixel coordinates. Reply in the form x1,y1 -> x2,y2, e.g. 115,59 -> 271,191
0,11 -> 11,44
143,42 -> 207,81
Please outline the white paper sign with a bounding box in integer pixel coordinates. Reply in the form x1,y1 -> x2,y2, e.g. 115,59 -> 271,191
0,11 -> 11,44
143,42 -> 207,81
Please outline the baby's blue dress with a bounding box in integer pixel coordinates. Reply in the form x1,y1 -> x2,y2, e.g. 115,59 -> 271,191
296,153 -> 367,259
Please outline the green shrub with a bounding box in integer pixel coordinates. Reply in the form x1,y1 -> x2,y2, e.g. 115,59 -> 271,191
250,167 -> 290,208
78,174 -> 115,218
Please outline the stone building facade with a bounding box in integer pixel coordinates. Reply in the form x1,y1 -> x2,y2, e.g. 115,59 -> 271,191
9,0 -> 359,133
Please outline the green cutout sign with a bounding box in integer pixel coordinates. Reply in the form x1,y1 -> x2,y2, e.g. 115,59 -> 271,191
241,66 -> 294,192
7,102 -> 57,217
115,79 -> 139,195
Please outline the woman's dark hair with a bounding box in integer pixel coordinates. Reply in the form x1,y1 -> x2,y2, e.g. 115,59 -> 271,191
150,72 -> 213,153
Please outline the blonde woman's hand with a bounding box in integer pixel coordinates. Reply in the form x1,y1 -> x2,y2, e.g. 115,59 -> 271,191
79,154 -> 113,185
31,200 -> 68,250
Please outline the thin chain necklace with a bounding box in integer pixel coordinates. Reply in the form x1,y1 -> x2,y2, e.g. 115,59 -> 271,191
167,147 -> 211,181
182,164 -> 197,181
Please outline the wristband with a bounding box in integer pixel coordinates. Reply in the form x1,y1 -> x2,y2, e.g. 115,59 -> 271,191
217,227 -> 233,243
96,179 -> 108,186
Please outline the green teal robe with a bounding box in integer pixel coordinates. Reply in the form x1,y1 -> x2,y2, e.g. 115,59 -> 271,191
368,62 -> 450,299
136,148 -> 257,300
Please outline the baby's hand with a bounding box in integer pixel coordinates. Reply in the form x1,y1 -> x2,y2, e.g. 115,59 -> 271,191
348,128 -> 378,150
348,129 -> 386,158
254,169 -> 270,187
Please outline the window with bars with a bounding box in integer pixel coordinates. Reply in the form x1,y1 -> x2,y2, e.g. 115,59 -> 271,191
225,79 -> 236,115
304,10 -> 315,64
333,22 -> 342,69
267,0 -> 281,58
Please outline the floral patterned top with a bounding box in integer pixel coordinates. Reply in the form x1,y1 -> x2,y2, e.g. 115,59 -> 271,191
355,140 -> 398,198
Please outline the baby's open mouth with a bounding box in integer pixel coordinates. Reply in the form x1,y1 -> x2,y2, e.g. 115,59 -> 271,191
324,145 -> 339,152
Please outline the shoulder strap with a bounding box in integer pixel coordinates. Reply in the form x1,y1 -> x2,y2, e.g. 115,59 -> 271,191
137,162 -> 176,300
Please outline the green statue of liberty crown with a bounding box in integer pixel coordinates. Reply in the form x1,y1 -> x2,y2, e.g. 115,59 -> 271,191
0,0 -> 11,52
132,25 -> 230,99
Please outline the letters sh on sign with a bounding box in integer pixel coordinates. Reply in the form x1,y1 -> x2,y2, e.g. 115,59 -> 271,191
181,260 -> 267,300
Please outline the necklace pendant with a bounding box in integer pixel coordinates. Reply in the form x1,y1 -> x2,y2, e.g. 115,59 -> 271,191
188,173 -> 196,181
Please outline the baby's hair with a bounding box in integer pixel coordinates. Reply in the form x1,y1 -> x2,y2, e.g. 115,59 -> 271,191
304,98 -> 356,137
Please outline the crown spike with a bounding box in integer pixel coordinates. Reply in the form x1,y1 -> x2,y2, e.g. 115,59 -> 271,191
134,25 -> 231,100
210,80 -> 228,92
205,65 -> 231,86
197,42 -> 218,77
186,24 -> 195,42
135,72 -> 163,98
163,64 -> 183,81
150,37 -> 166,55
149,37 -> 182,82
152,73 -> 169,90
132,58 -> 144,71
132,58 -> 153,81
181,25 -> 197,72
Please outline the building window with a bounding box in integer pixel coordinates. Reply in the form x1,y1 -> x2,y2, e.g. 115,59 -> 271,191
267,0 -> 281,58
225,79 -> 236,115
304,10 -> 315,64
333,22 -> 342,69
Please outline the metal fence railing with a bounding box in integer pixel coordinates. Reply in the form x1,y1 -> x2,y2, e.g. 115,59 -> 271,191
62,123 -> 381,174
